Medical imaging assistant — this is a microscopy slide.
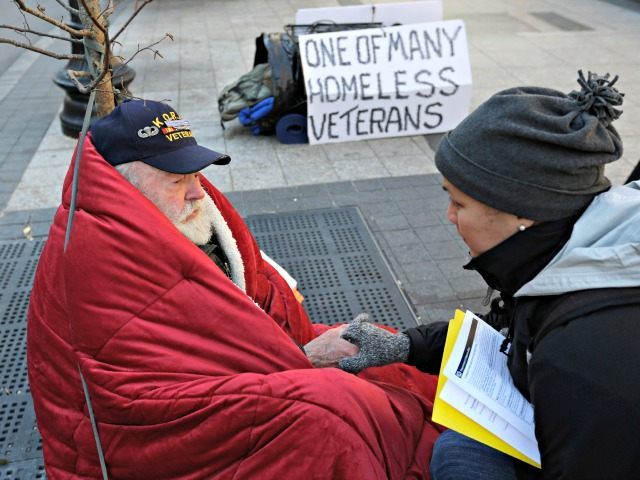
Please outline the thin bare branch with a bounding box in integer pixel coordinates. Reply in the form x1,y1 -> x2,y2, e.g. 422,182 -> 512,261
0,24 -> 81,43
67,69 -> 91,94
16,2 -> 30,30
54,0 -> 79,15
67,70 -> 117,98
13,0 -> 89,37
69,69 -> 91,78
0,37 -> 82,59
111,0 -> 153,43
121,33 -> 172,67
99,0 -> 115,22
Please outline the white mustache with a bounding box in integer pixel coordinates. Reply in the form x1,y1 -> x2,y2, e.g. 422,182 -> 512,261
178,199 -> 202,223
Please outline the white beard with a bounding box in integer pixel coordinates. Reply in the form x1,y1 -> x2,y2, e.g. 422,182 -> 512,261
156,194 -> 216,245
115,162 -> 218,246
127,172 -> 216,245
173,194 -> 217,245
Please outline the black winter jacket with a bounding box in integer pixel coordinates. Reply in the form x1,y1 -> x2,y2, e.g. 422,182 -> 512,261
406,217 -> 640,479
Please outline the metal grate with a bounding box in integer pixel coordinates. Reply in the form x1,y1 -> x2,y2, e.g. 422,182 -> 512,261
1,326 -> 29,395
246,207 -> 418,330
0,460 -> 46,480
0,397 -> 43,464
0,458 -> 47,480
1,291 -> 31,328
249,214 -> 319,233
0,240 -> 45,477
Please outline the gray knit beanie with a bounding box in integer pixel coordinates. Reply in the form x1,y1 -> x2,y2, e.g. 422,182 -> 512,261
435,71 -> 624,221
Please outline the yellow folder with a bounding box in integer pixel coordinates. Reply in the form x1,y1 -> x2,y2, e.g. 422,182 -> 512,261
431,310 -> 541,468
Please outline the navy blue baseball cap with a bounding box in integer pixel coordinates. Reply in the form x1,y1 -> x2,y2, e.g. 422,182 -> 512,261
91,99 -> 230,173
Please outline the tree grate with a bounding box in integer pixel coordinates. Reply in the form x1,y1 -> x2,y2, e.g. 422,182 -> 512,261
246,207 -> 418,330
1,326 -> 29,396
0,240 -> 44,477
0,397 -> 43,464
0,459 -> 46,479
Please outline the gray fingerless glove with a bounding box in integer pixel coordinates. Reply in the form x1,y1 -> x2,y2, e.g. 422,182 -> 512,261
338,313 -> 410,373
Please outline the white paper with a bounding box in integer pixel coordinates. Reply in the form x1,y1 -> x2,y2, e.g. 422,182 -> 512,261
443,310 -> 536,438
441,378 -> 541,463
299,20 -> 472,144
295,2 -> 442,27
261,250 -> 297,290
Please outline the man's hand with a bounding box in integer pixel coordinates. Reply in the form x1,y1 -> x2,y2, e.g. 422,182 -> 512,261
304,325 -> 360,368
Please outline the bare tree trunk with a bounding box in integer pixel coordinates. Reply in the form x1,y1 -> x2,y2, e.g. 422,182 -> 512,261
79,0 -> 115,117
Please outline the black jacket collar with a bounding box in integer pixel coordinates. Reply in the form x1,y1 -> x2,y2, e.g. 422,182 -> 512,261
463,215 -> 580,297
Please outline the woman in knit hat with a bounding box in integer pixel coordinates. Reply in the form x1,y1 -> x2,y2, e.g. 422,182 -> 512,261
304,71 -> 640,479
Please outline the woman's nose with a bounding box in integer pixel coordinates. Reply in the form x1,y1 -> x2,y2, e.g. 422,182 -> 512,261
446,203 -> 457,225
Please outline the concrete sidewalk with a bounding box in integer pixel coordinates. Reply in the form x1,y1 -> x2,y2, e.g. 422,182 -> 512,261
0,0 -> 639,319
1,0 -> 639,213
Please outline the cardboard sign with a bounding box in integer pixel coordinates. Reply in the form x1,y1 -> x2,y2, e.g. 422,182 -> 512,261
299,20 -> 472,144
295,1 -> 442,27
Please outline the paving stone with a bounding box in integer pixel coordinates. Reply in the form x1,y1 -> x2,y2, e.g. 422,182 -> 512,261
380,176 -> 417,190
401,261 -> 449,284
296,184 -> 332,198
453,277 -> 488,300
0,208 -> 55,225
415,225 -> 453,244
382,229 -> 421,247
324,181 -> 356,194
240,200 -> 280,216
390,242 -> 432,265
396,198 -> 430,214
0,191 -> 12,207
403,279 -> 458,304
353,178 -> 385,192
417,300 -> 476,324
406,211 -> 441,228
370,214 -> 410,232
241,190 -> 272,204
382,187 -> 417,203
331,191 -> 369,206
268,186 -> 301,199
412,184 -> 447,199
358,201 -> 402,217
0,169 -> 28,183
435,258 -> 471,278
222,191 -> 243,206
425,241 -> 468,260
276,195 -> 336,212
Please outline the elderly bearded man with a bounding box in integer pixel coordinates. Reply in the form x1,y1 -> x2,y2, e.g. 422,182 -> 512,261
27,100 -> 441,479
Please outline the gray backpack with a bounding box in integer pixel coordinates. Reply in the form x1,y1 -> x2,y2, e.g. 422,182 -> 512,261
217,63 -> 273,121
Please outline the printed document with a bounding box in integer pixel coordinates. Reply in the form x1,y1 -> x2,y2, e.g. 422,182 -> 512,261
433,310 -> 541,467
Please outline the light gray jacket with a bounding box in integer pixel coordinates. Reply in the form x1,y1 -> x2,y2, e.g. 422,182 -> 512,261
516,180 -> 640,297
